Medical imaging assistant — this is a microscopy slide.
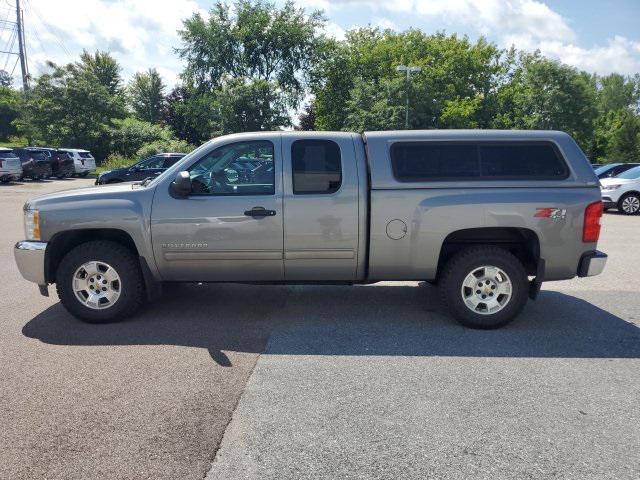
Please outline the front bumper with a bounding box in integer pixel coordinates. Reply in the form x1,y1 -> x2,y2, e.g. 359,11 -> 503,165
577,250 -> 607,277
14,241 -> 47,285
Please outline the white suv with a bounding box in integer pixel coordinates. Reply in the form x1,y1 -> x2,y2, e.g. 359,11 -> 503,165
601,165 -> 640,214
60,149 -> 96,176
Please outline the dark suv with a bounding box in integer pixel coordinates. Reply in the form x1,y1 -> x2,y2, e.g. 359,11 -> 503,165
31,148 -> 75,178
95,153 -> 186,185
12,148 -> 51,180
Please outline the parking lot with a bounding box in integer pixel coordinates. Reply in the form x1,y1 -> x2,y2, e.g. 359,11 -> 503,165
1,179 -> 639,479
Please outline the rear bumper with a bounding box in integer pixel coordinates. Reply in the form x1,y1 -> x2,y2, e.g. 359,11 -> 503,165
577,250 -> 607,277
14,241 -> 47,285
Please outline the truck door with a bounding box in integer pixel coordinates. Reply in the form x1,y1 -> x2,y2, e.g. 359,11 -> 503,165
150,137 -> 284,281
282,135 -> 361,280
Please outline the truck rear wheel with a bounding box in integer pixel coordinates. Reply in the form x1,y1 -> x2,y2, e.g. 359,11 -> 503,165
438,246 -> 528,329
56,240 -> 145,323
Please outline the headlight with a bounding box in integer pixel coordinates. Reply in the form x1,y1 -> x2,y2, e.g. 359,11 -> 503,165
602,184 -> 622,191
24,209 -> 41,240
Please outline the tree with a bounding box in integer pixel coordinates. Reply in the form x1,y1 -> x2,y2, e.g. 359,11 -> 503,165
0,70 -> 12,88
493,54 -> 598,151
216,78 -> 290,134
311,29 -> 504,131
296,103 -> 316,130
129,68 -> 165,123
162,85 -> 220,144
597,73 -> 639,113
178,0 -> 325,109
608,110 -> 640,162
15,54 -> 126,160
0,86 -> 20,140
109,117 -> 173,157
77,50 -> 124,96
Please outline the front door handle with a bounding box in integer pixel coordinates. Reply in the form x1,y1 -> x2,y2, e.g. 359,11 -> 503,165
244,206 -> 276,217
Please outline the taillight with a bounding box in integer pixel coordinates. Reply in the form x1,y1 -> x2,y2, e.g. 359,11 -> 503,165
583,201 -> 603,243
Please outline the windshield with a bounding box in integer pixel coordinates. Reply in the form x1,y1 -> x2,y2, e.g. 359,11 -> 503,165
140,141 -> 214,188
594,164 -> 617,175
0,151 -> 17,159
617,166 -> 640,179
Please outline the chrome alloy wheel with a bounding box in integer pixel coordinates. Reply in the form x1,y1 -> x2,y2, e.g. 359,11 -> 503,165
461,265 -> 512,315
72,261 -> 121,310
621,195 -> 640,214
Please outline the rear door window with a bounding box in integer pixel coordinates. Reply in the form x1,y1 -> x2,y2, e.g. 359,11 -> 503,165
291,139 -> 342,194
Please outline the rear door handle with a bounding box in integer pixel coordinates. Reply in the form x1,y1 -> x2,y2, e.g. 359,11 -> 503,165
244,206 -> 276,217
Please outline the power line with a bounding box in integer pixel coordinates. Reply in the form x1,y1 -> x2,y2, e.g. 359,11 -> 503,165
24,0 -> 71,57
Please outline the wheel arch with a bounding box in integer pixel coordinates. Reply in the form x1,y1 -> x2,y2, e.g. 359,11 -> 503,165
436,227 -> 541,279
45,229 -> 139,284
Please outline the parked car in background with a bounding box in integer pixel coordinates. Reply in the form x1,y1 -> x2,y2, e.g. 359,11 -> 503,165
12,148 -> 51,180
594,162 -> 640,179
59,149 -> 96,176
95,153 -> 186,185
31,148 -> 75,178
0,148 -> 23,183
601,165 -> 640,214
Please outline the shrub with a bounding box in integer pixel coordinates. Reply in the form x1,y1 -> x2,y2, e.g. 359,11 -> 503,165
109,117 -> 173,157
136,139 -> 194,159
101,153 -> 135,170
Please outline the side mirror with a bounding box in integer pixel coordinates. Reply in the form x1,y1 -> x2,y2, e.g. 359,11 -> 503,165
170,171 -> 191,198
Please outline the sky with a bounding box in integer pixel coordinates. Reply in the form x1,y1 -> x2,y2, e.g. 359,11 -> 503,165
1,0 -> 639,88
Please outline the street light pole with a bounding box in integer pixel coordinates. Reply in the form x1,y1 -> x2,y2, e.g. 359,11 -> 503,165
396,65 -> 421,129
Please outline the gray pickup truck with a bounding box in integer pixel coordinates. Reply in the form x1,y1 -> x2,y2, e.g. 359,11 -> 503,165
14,130 -> 607,328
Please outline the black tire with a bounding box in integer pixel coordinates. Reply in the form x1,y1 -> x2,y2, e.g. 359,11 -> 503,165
56,240 -> 145,323
617,193 -> 640,215
438,246 -> 529,329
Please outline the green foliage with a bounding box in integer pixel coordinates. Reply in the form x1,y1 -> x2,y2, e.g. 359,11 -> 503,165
14,53 -> 126,160
0,86 -> 20,140
101,153 -> 135,171
129,68 -> 165,123
494,54 -> 598,149
216,78 -> 290,133
178,0 -> 325,108
136,139 -> 194,159
109,117 -> 173,157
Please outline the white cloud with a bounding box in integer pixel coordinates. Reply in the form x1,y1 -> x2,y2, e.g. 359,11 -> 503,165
17,0 -> 206,87
316,0 -> 640,74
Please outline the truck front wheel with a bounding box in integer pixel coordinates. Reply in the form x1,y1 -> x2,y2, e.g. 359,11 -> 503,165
56,240 -> 145,323
438,246 -> 528,329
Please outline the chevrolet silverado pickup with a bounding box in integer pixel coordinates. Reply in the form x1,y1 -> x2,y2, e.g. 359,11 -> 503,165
14,130 -> 607,328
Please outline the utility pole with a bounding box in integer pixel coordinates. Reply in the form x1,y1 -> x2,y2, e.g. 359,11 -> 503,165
16,0 -> 29,90
396,65 -> 421,129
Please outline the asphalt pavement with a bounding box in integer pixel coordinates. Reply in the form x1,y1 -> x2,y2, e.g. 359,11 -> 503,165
1,179 -> 639,480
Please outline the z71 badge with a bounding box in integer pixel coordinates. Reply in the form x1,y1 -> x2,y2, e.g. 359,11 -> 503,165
534,208 -> 567,220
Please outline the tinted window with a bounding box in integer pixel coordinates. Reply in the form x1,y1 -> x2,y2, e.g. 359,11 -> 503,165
78,152 -> 92,158
188,141 -> 274,195
138,156 -> 164,169
0,151 -> 17,159
163,156 -> 183,168
291,140 -> 341,194
391,141 -> 568,181
391,143 -> 479,181
479,144 -> 568,179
